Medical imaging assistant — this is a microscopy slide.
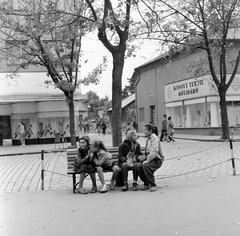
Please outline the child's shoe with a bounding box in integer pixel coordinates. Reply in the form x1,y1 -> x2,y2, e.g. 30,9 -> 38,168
122,182 -> 128,191
110,180 -> 115,190
100,184 -> 108,193
132,183 -> 138,191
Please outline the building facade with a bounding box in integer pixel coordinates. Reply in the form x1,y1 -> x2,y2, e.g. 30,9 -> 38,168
0,1 -> 89,146
0,72 -> 87,146
108,94 -> 135,123
134,42 -> 240,135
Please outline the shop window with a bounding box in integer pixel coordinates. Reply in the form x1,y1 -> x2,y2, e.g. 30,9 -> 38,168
0,116 -> 11,140
139,108 -> 145,122
226,101 -> 240,106
150,105 -> 156,124
233,101 -> 240,106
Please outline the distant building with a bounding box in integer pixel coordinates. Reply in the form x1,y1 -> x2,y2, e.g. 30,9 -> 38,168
0,1 -> 88,146
0,72 -> 88,146
108,94 -> 135,123
133,40 -> 240,135
97,107 -> 106,118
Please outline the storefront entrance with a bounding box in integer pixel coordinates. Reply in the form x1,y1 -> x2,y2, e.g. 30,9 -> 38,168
0,116 -> 11,146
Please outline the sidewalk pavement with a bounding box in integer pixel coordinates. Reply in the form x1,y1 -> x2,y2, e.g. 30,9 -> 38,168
1,176 -> 240,236
1,132 -> 239,157
1,133 -> 240,235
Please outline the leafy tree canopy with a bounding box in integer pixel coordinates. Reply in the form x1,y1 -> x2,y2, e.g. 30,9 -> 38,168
122,77 -> 135,99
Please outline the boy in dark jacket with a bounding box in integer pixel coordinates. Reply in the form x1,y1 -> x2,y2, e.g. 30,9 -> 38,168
118,130 -> 143,191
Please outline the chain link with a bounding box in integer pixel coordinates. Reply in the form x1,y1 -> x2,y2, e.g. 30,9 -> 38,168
42,140 -> 235,180
44,169 -> 70,177
166,142 -> 225,161
156,159 -> 230,180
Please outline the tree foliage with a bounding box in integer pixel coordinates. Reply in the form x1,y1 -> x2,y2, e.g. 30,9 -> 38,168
85,90 -> 111,119
85,0 -> 139,146
138,0 -> 240,139
0,0 -> 97,145
122,77 -> 135,99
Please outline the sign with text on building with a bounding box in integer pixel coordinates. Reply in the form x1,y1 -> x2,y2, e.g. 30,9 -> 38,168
165,74 -> 240,103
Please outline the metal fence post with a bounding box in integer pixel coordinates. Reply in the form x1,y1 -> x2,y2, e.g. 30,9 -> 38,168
229,139 -> 236,176
41,150 -> 45,190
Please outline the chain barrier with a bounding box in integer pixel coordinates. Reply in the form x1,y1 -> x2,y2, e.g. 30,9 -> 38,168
41,149 -> 69,190
166,141 -> 227,161
40,139 -> 238,190
156,159 -> 230,180
44,169 -> 69,177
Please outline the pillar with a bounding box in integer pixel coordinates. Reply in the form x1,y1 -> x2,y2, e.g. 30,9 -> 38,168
210,102 -> 218,127
186,105 -> 192,127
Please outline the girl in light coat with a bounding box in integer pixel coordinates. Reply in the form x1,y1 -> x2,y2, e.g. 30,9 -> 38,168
90,140 -> 120,193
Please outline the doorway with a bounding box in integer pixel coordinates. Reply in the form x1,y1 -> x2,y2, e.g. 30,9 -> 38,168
150,105 -> 156,124
0,116 -> 11,146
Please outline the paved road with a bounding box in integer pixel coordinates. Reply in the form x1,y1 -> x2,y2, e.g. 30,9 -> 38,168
0,134 -> 240,194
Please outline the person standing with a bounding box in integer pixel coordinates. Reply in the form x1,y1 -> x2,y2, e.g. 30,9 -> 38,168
101,121 -> 107,135
96,118 -> 101,135
167,116 -> 175,142
137,123 -> 165,192
118,130 -> 142,191
19,121 -> 26,147
160,115 -> 168,141
133,120 -> 137,131
83,121 -> 87,134
86,120 -> 90,133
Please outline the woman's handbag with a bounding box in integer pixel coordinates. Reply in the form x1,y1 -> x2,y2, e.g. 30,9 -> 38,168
126,151 -> 136,167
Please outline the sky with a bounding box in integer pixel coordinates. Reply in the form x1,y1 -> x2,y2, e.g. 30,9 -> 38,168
80,36 -> 161,98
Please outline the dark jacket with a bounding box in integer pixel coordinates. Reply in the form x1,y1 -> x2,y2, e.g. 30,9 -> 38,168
118,139 -> 142,167
76,147 -> 91,165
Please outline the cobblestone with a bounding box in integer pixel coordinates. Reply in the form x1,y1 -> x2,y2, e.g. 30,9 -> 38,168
0,135 -> 240,194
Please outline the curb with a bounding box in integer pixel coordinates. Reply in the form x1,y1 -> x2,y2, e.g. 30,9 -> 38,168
1,137 -> 239,157
0,148 -> 67,157
174,137 -> 226,142
175,137 -> 240,142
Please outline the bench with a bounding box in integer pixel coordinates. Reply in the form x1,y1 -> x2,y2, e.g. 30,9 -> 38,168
67,146 -> 145,193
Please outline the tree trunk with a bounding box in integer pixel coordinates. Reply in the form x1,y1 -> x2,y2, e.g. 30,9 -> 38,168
111,52 -> 124,146
68,95 -> 76,146
219,88 -> 229,139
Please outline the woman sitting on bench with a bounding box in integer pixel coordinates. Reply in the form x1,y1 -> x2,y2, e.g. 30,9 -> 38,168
74,136 -> 97,194
90,140 -> 120,193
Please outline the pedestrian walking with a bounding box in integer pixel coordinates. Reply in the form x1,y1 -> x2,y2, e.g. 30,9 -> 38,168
167,116 -> 175,142
160,115 -> 168,141
101,121 -> 107,135
19,121 -> 26,147
96,118 -> 101,135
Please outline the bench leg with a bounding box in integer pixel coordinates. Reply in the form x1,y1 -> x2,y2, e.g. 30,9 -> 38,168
72,174 -> 76,193
72,173 -> 91,193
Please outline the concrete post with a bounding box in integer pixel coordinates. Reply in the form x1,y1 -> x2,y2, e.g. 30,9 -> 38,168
210,102 -> 218,127
186,105 -> 192,127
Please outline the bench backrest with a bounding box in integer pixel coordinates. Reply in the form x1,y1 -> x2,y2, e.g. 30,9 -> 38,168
67,147 -> 120,174
67,146 -> 145,174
